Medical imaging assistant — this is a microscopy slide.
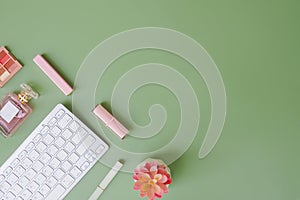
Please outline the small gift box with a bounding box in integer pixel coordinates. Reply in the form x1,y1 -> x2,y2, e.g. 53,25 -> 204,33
133,158 -> 172,200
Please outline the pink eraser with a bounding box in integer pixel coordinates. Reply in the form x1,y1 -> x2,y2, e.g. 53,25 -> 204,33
33,54 -> 73,95
93,104 -> 129,139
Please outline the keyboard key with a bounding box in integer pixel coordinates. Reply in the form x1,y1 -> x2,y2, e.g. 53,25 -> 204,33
10,184 -> 22,195
88,155 -> 97,162
61,175 -> 74,188
71,128 -> 87,144
22,157 -> 33,168
48,145 -> 59,155
81,161 -> 90,170
76,135 -> 95,155
85,150 -> 97,162
49,158 -> 61,169
33,134 -> 42,143
3,167 -> 13,176
70,166 -> 82,178
58,114 -> 72,129
40,126 -> 50,134
25,142 -> 35,151
11,158 -> 20,168
43,134 -> 54,145
62,129 -> 73,139
0,181 -> 11,193
18,150 -> 27,160
42,166 -> 54,176
28,150 -> 40,161
35,174 -> 46,185
48,117 -> 57,126
84,150 -> 94,159
61,160 -> 72,171
45,184 -> 66,200
68,152 -> 80,163
31,192 -> 44,200
15,196 -> 23,200
39,184 -> 51,196
18,176 -> 30,188
50,126 -> 61,136
55,109 -> 65,118
28,181 -> 39,193
6,173 -> 18,185
75,157 -> 88,168
71,134 -> 82,145
90,139 -> 104,151
40,153 -> 51,164
54,169 -> 64,179
57,150 -> 68,161
55,137 -> 65,147
82,135 -> 96,149
96,144 -> 105,154
45,177 -> 57,188
65,141 -> 75,152
32,161 -> 44,171
69,121 -> 80,132
20,189 -> 32,199
36,142 -> 47,152
25,169 -> 37,179
14,166 -> 26,177
76,144 -> 86,155
0,175 -> 5,183
4,191 -> 15,200
78,127 -> 88,137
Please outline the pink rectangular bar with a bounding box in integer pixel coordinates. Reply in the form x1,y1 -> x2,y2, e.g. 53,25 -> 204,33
33,54 -> 73,95
93,104 -> 129,139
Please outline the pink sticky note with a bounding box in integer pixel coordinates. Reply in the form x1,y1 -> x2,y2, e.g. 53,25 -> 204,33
93,104 -> 129,139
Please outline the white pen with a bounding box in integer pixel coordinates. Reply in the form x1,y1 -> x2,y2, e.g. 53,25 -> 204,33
88,161 -> 124,200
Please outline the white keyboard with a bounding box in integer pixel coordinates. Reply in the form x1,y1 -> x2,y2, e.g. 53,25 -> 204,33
0,104 -> 109,200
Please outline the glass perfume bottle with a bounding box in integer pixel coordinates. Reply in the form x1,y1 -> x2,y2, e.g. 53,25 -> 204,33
0,83 -> 39,137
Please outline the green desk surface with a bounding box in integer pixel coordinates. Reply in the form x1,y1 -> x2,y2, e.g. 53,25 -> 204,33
1,0 -> 299,199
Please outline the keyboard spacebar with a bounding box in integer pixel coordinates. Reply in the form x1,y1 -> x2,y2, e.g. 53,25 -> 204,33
45,184 -> 66,200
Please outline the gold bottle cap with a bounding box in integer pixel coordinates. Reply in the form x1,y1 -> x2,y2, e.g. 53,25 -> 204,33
18,83 -> 39,104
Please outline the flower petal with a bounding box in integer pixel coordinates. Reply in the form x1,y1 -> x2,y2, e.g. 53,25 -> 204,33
138,173 -> 151,182
153,183 -> 162,194
155,192 -> 162,198
134,181 -> 144,190
157,175 -> 167,183
140,167 -> 149,173
146,185 -> 155,200
133,175 -> 139,180
150,165 -> 157,172
141,183 -> 150,192
154,174 -> 162,181
140,189 -> 147,197
165,176 -> 172,185
157,183 -> 168,193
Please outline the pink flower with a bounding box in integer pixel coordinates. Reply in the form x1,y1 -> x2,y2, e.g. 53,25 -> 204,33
133,159 -> 172,200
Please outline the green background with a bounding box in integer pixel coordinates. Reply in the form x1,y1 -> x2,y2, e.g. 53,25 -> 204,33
1,0 -> 299,199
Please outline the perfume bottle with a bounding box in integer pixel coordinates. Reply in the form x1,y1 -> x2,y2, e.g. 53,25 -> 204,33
0,83 -> 39,137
